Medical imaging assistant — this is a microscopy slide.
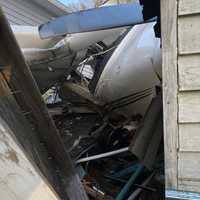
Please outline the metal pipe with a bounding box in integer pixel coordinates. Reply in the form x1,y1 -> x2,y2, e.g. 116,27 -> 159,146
115,165 -> 144,200
112,164 -> 140,179
127,173 -> 155,200
76,147 -> 129,164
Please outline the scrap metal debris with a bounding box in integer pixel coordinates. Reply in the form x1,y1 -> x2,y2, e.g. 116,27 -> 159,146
50,92 -> 164,200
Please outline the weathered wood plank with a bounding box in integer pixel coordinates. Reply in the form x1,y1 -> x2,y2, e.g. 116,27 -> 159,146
178,152 -> 200,181
179,54 -> 200,91
179,0 -> 200,16
0,72 -> 66,198
0,116 -> 59,200
179,92 -> 200,123
178,180 -> 200,193
0,8 -> 88,200
178,15 -> 200,54
179,123 -> 200,152
161,0 -> 178,189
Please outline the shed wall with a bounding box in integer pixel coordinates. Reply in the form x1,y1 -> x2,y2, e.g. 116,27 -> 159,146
177,0 -> 200,193
162,0 -> 200,193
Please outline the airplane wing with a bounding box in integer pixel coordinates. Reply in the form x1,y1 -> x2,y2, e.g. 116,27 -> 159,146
39,3 -> 156,39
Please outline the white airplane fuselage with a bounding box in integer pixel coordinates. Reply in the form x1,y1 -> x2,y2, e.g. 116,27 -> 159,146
95,22 -> 162,117
12,22 -> 161,117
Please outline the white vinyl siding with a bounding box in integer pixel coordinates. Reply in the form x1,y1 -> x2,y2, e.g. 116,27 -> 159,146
0,0 -> 59,25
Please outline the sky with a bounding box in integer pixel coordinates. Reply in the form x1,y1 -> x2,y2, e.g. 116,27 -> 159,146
58,0 -> 96,11
58,0 -> 94,6
59,0 -> 78,4
59,0 -> 77,3
57,0 -> 117,11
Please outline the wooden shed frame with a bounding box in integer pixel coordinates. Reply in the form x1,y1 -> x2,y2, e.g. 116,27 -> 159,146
162,0 -> 200,198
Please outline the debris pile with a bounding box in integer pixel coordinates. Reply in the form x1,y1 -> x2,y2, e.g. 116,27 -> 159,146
51,94 -> 164,200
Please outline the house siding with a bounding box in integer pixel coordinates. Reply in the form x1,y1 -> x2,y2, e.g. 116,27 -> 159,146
177,0 -> 200,193
162,0 -> 200,194
0,0 -> 62,25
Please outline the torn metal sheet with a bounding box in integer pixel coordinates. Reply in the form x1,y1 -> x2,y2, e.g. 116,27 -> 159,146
12,24 -> 124,92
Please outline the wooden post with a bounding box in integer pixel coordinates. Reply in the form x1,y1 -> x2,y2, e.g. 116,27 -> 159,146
161,0 -> 178,190
0,8 -> 88,200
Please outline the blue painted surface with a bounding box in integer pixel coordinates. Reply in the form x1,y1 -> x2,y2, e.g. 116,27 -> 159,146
166,190 -> 200,200
39,3 -> 145,38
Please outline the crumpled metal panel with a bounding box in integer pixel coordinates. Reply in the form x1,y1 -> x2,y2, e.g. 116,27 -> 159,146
39,3 -> 145,39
